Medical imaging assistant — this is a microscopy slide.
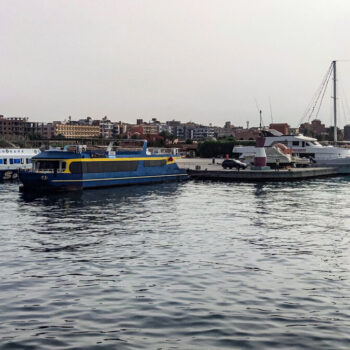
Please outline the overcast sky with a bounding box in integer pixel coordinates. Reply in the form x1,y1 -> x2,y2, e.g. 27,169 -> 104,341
1,0 -> 350,127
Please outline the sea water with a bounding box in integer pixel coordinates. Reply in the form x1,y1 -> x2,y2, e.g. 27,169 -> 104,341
1,179 -> 350,349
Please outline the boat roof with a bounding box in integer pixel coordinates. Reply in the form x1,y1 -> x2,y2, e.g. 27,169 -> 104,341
263,129 -> 317,142
0,148 -> 40,155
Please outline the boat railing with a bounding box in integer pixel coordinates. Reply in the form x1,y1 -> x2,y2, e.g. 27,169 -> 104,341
148,147 -> 180,155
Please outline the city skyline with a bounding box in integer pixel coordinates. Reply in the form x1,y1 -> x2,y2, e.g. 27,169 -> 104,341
2,1 -> 350,127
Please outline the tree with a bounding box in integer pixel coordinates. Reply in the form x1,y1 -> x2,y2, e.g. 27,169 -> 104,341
159,131 -> 176,143
28,133 -> 43,140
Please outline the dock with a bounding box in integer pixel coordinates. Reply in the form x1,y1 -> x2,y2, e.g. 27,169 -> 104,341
177,158 -> 344,182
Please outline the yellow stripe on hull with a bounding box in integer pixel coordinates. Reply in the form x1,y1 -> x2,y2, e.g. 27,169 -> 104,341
51,173 -> 188,183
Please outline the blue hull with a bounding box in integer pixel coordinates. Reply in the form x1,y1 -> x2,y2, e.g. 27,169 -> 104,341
19,166 -> 188,192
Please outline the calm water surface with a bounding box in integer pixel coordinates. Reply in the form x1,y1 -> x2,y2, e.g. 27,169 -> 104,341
1,179 -> 350,349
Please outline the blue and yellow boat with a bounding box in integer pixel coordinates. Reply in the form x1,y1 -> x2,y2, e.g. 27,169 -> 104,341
19,141 -> 188,191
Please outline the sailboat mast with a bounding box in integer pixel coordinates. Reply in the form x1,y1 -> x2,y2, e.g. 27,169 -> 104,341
333,60 -> 337,143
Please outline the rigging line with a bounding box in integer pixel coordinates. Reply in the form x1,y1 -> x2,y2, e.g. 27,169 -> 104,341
306,64 -> 333,122
301,85 -> 323,124
269,97 -> 274,123
300,63 -> 333,124
339,78 -> 350,125
315,66 -> 333,119
254,98 -> 260,112
301,68 -> 329,123
341,100 -> 347,127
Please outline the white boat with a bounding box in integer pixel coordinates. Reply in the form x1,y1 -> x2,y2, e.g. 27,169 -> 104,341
0,148 -> 40,180
232,129 -> 350,165
234,61 -> 350,168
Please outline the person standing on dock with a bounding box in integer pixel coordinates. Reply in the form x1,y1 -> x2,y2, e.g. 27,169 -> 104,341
275,158 -> 280,171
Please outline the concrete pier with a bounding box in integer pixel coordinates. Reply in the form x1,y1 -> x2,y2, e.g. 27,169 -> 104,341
188,167 -> 339,182
177,158 -> 343,182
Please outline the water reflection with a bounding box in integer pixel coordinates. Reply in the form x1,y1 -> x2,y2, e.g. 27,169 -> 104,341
19,182 -> 183,207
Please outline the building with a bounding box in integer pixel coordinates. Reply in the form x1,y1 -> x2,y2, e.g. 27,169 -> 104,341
216,127 -> 236,138
158,123 -> 172,134
269,123 -> 290,135
98,116 -> 114,138
0,115 -> 28,137
300,119 -> 327,136
234,128 -> 260,141
192,126 -> 215,140
54,123 -> 100,138
166,120 -> 182,136
142,123 -> 159,135
128,125 -> 144,137
130,119 -> 159,136
25,122 -> 54,139
113,121 -> 128,135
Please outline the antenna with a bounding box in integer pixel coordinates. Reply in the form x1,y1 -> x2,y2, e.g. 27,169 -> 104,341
254,98 -> 263,129
269,97 -> 274,123
246,121 -> 249,129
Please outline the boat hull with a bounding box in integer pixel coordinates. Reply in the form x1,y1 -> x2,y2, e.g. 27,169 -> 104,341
0,169 -> 19,181
19,167 -> 188,192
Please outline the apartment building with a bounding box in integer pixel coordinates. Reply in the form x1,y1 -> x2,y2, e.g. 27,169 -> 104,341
54,123 -> 100,138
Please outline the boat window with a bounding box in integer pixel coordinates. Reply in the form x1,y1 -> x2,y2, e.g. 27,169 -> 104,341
21,159 -> 24,164
26,158 -> 29,164
61,162 -> 66,171
292,141 -> 299,146
37,160 -> 60,171
69,162 -> 82,174
0,159 -> 2,164
144,159 -> 167,167
4,159 -> 7,165
306,142 -> 310,146
302,142 -> 305,147
69,161 -> 139,174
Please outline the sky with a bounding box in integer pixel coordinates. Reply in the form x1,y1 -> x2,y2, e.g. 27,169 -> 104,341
1,0 -> 350,127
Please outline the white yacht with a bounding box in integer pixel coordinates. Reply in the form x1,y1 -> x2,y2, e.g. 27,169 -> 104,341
234,61 -> 350,167
0,148 -> 40,180
232,129 -> 350,165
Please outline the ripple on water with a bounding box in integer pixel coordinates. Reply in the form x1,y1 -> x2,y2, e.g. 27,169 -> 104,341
1,179 -> 350,349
